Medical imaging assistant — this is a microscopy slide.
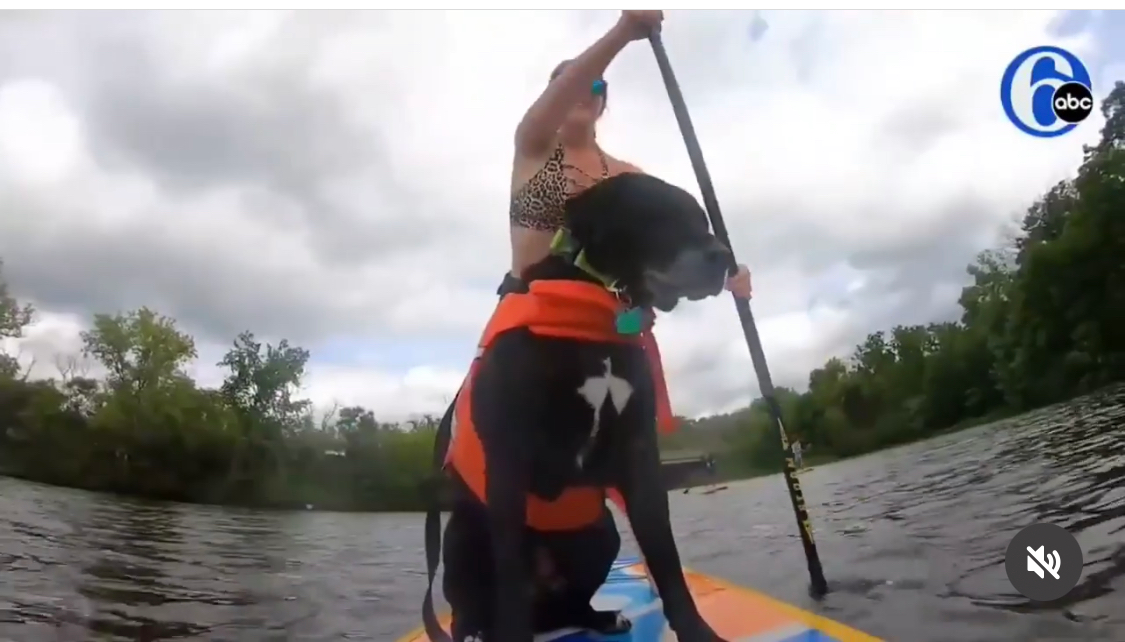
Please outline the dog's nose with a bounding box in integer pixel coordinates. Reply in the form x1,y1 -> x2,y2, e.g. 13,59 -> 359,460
706,243 -> 733,272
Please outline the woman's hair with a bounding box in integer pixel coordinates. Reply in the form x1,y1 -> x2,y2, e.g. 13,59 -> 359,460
550,59 -> 608,113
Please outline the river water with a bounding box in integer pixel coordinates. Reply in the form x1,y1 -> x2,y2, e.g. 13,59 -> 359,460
2,389 -> 1123,642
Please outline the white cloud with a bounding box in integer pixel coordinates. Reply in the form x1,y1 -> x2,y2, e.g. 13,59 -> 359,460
0,79 -> 87,185
0,10 -> 1112,420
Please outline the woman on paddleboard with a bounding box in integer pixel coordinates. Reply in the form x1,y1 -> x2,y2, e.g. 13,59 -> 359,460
507,8 -> 752,513
508,8 -> 753,416
441,10 -> 755,638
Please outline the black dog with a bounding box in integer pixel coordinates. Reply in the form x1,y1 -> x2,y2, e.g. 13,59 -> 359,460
429,173 -> 732,642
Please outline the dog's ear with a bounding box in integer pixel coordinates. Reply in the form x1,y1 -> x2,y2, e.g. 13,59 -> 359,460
563,175 -> 654,286
564,174 -> 638,250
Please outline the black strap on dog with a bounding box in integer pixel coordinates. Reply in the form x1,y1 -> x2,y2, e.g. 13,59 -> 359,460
422,402 -> 454,642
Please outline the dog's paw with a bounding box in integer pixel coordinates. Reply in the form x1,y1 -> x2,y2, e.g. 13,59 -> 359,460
451,619 -> 487,642
610,611 -> 633,634
577,607 -> 632,634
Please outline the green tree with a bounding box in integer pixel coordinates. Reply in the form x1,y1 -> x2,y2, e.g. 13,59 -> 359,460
81,307 -> 197,393
0,260 -> 34,379
217,331 -> 312,502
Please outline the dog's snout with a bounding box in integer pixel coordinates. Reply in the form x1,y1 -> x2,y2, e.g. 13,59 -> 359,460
706,242 -> 733,272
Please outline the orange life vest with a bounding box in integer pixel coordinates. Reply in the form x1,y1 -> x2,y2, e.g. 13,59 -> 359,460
445,280 -> 675,531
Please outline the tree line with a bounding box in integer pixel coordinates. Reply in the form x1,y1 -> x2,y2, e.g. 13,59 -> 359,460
0,302 -> 437,511
713,82 -> 1125,475
2,83 -> 1123,510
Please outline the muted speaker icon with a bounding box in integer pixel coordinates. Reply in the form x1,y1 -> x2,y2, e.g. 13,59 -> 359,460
1026,545 -> 1061,580
1006,523 -> 1081,601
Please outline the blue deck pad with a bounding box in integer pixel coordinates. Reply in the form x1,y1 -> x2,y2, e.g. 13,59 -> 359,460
531,557 -> 846,642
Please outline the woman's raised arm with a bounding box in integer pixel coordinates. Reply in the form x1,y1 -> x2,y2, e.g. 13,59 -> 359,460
514,11 -> 663,157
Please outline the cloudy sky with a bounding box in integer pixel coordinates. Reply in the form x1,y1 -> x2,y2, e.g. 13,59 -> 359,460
0,10 -> 1121,421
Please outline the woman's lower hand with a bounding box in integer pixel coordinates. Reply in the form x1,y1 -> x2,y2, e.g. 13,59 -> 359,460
725,264 -> 752,299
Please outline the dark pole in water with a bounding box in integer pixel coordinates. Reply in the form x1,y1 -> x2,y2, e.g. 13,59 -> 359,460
647,32 -> 829,597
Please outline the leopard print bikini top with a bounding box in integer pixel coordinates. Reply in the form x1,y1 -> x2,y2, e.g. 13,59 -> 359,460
510,144 -> 610,231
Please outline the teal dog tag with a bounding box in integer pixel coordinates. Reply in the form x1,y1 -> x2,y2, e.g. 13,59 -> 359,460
615,307 -> 643,335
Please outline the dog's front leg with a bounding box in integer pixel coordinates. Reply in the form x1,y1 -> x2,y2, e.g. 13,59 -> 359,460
620,427 -> 728,642
482,409 -> 533,641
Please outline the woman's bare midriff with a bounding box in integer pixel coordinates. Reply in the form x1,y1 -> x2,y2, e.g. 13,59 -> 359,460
510,226 -> 556,276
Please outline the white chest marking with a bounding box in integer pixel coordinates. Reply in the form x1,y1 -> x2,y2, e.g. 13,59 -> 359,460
575,357 -> 633,467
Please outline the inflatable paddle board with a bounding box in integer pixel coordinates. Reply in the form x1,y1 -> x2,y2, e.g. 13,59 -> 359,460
398,556 -> 880,641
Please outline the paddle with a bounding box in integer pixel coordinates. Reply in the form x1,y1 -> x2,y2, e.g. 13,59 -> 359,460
647,32 -> 829,597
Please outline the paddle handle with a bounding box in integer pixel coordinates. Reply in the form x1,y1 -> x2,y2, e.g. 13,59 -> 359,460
647,31 -> 829,597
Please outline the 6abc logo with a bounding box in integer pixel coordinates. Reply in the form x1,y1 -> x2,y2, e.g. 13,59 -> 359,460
1001,45 -> 1093,138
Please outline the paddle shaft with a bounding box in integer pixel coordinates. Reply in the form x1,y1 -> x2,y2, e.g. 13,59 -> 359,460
647,32 -> 829,597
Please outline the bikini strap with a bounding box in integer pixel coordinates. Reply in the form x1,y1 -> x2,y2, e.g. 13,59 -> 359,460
549,142 -> 566,164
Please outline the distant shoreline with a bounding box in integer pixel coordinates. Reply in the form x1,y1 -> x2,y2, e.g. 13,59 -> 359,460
695,407 -> 1019,487
0,409 -> 1014,514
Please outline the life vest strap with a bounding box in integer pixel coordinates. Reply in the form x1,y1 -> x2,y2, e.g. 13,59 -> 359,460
421,402 -> 455,642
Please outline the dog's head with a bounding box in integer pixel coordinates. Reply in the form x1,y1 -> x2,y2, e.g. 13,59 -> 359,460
560,173 -> 732,312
